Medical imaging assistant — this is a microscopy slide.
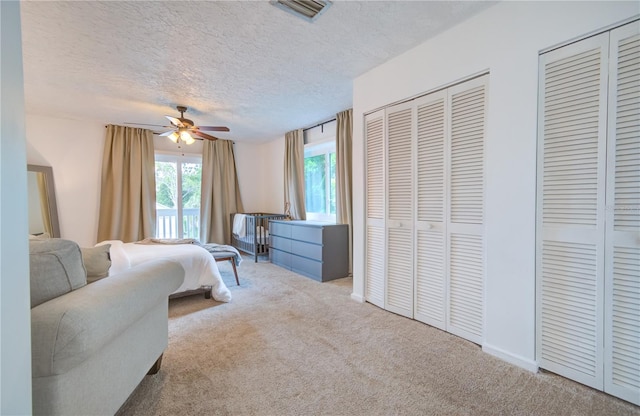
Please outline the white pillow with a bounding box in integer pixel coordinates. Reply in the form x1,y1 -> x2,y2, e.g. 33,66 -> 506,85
96,240 -> 131,275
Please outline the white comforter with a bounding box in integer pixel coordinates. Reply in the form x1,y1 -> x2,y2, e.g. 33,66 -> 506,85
98,240 -> 231,302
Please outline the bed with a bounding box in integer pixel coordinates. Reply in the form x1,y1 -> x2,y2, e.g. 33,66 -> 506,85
97,240 -> 232,302
231,213 -> 287,262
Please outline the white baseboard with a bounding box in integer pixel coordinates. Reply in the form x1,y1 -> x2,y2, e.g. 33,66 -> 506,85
350,293 -> 364,303
482,343 -> 538,373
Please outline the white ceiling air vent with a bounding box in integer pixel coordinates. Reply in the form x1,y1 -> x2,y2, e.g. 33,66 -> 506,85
270,0 -> 332,22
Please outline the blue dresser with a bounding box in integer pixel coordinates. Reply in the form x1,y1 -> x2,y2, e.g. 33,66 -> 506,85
269,220 -> 348,282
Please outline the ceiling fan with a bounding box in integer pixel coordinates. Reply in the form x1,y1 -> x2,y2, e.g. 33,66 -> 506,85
127,105 -> 229,144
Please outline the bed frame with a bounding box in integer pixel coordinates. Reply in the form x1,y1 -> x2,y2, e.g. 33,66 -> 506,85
169,287 -> 211,300
231,213 -> 287,262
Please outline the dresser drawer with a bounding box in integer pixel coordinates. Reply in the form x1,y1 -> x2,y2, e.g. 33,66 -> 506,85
291,225 -> 323,244
270,248 -> 291,269
291,240 -> 322,260
270,235 -> 291,253
291,255 -> 322,281
270,221 -> 291,238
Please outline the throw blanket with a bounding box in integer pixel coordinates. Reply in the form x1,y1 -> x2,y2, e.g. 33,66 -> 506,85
134,238 -> 243,267
232,214 -> 247,238
198,243 -> 243,267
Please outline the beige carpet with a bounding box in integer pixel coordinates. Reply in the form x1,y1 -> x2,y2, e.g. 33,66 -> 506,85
116,256 -> 639,416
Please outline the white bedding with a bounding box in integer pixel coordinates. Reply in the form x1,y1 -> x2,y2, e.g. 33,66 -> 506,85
97,240 -> 231,302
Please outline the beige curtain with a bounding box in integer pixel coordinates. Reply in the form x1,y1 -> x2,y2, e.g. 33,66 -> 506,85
284,129 -> 306,220
97,125 -> 156,243
36,173 -> 53,236
336,109 -> 353,274
200,139 -> 244,244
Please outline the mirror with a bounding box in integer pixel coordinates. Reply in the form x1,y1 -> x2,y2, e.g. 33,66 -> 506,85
27,164 -> 60,238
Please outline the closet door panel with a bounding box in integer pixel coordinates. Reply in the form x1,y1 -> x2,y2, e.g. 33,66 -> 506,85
448,233 -> 483,341
446,76 -> 487,344
365,111 -> 386,308
416,93 -> 447,224
449,83 -> 485,227
605,22 -> 640,405
414,91 -> 447,328
367,115 -> 385,221
387,105 -> 414,222
540,240 -> 599,378
536,33 -> 609,389
366,225 -> 385,308
415,229 -> 445,327
385,102 -> 414,318
387,228 -> 413,317
607,246 -> 640,405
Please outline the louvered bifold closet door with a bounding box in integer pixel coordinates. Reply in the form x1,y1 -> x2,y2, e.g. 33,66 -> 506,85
536,33 -> 609,390
385,102 -> 414,318
446,76 -> 487,344
365,110 -> 386,309
414,90 -> 448,329
604,22 -> 640,406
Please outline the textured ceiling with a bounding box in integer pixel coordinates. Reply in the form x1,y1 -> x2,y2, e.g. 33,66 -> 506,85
20,1 -> 495,143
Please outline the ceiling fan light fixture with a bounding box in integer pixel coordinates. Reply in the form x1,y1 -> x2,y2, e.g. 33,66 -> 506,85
180,131 -> 195,145
167,132 -> 180,143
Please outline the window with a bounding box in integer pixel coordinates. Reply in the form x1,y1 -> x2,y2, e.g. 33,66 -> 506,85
154,153 -> 202,239
304,140 -> 336,222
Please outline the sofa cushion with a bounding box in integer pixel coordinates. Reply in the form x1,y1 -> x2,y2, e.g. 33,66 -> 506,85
29,238 -> 87,308
30,259 -> 184,377
81,244 -> 112,283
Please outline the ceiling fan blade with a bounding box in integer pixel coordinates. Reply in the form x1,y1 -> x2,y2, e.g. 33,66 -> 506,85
165,115 -> 184,128
192,130 -> 219,141
159,130 -> 175,137
197,126 -> 230,132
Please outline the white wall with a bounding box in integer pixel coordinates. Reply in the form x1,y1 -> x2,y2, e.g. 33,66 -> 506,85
1,1 -> 33,413
352,1 -> 638,371
257,138 -> 286,214
234,141 -> 276,213
26,114 -> 105,246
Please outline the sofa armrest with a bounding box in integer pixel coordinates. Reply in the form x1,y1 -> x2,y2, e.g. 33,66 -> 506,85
31,259 -> 184,378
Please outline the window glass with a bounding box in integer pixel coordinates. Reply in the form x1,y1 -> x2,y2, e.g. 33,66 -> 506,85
305,154 -> 327,213
304,140 -> 336,222
155,153 -> 202,239
180,162 -> 201,239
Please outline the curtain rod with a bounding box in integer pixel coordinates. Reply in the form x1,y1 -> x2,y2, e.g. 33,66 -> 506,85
302,117 -> 336,133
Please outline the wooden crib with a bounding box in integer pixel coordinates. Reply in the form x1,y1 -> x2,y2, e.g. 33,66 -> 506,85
230,213 -> 287,262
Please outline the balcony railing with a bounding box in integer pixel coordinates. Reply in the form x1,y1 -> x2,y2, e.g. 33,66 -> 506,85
156,208 -> 200,239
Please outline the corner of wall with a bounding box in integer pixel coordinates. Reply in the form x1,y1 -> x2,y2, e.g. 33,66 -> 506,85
1,1 -> 33,413
482,343 -> 539,373
350,292 -> 365,303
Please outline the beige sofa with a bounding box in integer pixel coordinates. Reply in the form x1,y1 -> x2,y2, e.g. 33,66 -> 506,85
29,238 -> 184,415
